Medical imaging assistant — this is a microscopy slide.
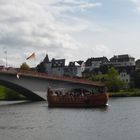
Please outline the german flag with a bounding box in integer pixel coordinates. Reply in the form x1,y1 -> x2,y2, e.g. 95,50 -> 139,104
26,53 -> 35,60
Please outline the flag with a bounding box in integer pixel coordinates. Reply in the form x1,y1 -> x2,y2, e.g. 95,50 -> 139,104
26,53 -> 35,60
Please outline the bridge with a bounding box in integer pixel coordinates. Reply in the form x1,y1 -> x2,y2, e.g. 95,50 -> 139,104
0,69 -> 104,101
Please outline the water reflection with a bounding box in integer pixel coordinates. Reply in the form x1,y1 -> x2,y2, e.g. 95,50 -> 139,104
0,98 -> 140,140
0,100 -> 30,106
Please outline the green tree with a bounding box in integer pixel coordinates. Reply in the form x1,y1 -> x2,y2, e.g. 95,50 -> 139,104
105,67 -> 125,92
20,62 -> 30,70
134,69 -> 140,88
4,88 -> 21,100
0,86 -> 26,100
90,67 -> 125,92
89,74 -> 108,82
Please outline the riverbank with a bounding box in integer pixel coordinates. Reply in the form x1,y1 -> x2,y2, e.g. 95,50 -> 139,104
0,86 -> 27,100
1,85 -> 140,100
109,89 -> 140,97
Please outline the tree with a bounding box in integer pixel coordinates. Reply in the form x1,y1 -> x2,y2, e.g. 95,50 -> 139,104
20,62 -> 30,70
36,62 -> 46,73
89,73 -> 108,82
90,67 -> 125,92
134,69 -> 140,88
105,67 -> 125,92
0,85 -> 26,100
4,88 -> 21,100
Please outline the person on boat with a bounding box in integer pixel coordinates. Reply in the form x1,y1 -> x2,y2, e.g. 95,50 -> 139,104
47,87 -> 52,99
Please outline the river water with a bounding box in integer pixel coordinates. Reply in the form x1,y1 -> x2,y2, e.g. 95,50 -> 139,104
0,98 -> 140,140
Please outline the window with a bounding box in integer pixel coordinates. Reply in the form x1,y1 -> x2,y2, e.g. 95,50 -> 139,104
126,79 -> 128,82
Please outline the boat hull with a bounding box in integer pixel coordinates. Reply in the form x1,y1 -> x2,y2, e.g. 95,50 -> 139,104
47,93 -> 108,108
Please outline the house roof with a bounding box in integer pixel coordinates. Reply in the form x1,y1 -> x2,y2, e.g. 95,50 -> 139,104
51,58 -> 65,67
110,54 -> 135,61
136,59 -> 140,65
43,54 -> 49,63
68,61 -> 80,67
85,57 -> 108,66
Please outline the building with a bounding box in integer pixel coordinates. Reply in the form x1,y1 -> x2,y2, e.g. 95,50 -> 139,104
109,54 -> 135,67
51,58 -> 65,76
83,57 -> 109,76
37,54 -> 65,76
82,54 -> 135,83
136,59 -> 140,70
103,54 -> 135,83
37,54 -> 83,77
36,54 -> 52,74
37,54 -> 136,83
42,54 -> 52,74
91,57 -> 109,69
64,61 -> 82,77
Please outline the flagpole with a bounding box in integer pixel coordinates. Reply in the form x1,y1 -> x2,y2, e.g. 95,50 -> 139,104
4,50 -> 7,68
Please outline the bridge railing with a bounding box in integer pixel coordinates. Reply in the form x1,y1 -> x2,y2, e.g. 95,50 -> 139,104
18,70 -> 103,86
0,69 -> 103,86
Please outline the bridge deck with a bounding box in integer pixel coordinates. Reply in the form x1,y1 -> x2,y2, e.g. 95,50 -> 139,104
0,69 -> 104,87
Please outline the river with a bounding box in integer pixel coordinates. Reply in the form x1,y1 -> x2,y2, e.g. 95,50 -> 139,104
0,98 -> 140,140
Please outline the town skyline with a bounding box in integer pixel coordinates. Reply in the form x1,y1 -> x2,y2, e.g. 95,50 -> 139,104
1,52 -> 139,68
0,0 -> 140,67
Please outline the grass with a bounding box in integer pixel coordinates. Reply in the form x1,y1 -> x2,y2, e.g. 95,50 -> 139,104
1,84 -> 140,100
109,89 -> 140,97
0,86 -> 6,100
0,85 -> 27,100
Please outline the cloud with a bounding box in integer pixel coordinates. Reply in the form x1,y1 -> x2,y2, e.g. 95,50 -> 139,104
0,59 -> 5,66
0,0 -> 102,66
53,0 -> 102,12
92,44 -> 113,58
79,2 -> 102,9
131,0 -> 140,11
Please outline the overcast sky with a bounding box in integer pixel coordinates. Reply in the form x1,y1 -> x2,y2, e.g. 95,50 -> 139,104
0,0 -> 140,67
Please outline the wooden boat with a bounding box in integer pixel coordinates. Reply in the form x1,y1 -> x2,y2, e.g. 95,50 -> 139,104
47,87 -> 108,108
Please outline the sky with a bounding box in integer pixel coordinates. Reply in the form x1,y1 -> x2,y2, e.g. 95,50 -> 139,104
0,0 -> 140,67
